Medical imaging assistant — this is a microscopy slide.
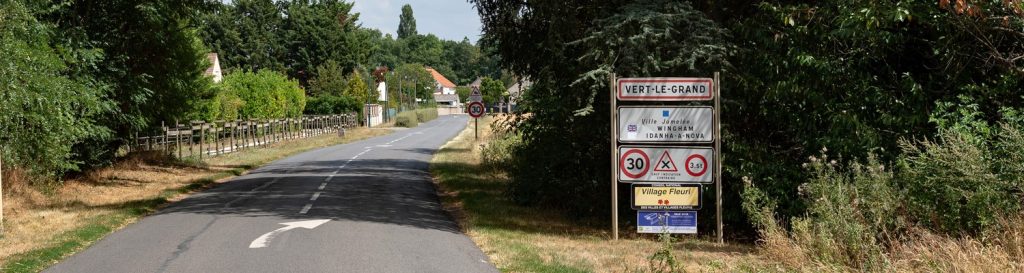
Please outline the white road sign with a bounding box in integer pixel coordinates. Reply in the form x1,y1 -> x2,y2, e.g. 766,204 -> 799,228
617,77 -> 713,101
618,106 -> 713,143
618,146 -> 714,184
470,87 -> 483,102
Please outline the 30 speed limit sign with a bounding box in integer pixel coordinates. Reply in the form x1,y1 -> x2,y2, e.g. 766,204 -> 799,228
618,146 -> 714,183
468,101 -> 485,118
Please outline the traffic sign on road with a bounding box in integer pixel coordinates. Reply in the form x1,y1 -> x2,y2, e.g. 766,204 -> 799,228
618,106 -> 713,143
468,101 -> 485,118
617,77 -> 713,101
469,86 -> 483,102
632,184 -> 701,210
637,211 -> 697,234
618,146 -> 713,183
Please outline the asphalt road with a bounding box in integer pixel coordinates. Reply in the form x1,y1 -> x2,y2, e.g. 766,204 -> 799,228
46,115 -> 498,273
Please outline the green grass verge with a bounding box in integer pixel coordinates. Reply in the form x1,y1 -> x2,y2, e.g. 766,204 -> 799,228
429,116 -> 592,272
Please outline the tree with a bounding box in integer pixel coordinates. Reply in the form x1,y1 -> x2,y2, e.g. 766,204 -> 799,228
223,70 -> 305,119
397,4 -> 417,39
231,0 -> 286,72
343,72 -> 370,106
309,60 -> 348,97
389,63 -> 434,109
45,0 -> 215,168
455,86 -> 472,103
473,0 -> 732,220
0,0 -> 108,175
479,77 -> 505,105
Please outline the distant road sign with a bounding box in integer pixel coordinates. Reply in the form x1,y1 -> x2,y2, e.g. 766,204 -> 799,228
637,211 -> 697,234
618,106 -> 713,143
470,86 -> 483,102
617,78 -> 713,101
632,184 -> 701,210
618,146 -> 713,183
468,101 -> 485,118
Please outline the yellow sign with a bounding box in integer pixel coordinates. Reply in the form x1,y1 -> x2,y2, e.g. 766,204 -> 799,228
632,185 -> 700,210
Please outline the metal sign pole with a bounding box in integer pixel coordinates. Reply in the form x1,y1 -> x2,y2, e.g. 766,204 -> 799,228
714,72 -> 723,244
609,73 -> 619,240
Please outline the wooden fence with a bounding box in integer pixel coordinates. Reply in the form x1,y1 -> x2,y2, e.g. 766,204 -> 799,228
127,113 -> 358,159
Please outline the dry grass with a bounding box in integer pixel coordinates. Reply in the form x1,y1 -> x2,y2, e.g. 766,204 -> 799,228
754,217 -> 1024,273
431,115 -> 764,272
0,127 -> 391,268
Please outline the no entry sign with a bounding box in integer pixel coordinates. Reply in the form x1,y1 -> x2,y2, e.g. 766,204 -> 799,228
618,146 -> 714,184
468,101 -> 485,118
617,78 -> 713,101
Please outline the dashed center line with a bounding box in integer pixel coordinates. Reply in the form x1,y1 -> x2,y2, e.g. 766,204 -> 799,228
310,192 -> 322,201
299,204 -> 312,214
318,183 -> 326,190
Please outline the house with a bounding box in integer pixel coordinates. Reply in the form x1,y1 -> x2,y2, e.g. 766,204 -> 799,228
506,79 -> 531,107
204,53 -> 223,83
426,67 -> 456,95
468,78 -> 483,90
433,93 -> 461,107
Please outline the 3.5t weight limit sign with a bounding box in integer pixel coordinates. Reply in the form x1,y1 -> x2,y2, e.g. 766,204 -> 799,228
618,146 -> 714,184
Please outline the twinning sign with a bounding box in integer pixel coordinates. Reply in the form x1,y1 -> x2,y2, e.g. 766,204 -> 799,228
618,106 -> 714,143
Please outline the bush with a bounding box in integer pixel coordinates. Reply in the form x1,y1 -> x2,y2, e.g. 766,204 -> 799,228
393,108 -> 437,128
899,128 -> 1022,235
395,111 -> 418,127
0,1 -> 108,175
221,70 -> 306,119
415,108 -> 438,123
304,95 -> 360,115
743,153 -> 898,271
481,130 -> 521,169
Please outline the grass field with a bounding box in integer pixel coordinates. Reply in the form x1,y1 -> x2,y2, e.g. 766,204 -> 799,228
430,115 -> 763,273
0,127 -> 393,272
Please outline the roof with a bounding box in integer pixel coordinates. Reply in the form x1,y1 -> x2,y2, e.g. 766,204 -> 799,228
204,53 -> 220,75
433,93 -> 460,102
468,78 -> 483,88
426,67 -> 456,88
507,79 -> 532,96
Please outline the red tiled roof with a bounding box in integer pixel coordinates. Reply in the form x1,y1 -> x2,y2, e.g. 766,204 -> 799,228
426,68 -> 456,88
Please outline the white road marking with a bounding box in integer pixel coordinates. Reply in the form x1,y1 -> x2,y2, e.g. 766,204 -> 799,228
248,219 -> 330,248
318,183 -> 326,190
310,192 -> 321,201
299,204 -> 312,214
324,176 -> 332,182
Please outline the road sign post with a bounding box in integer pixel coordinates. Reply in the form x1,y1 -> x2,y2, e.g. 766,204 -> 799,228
609,73 -> 619,240
468,101 -> 485,140
714,72 -> 723,244
610,74 -> 722,243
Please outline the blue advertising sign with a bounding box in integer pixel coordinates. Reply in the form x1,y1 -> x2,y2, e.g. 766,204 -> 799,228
637,211 -> 697,234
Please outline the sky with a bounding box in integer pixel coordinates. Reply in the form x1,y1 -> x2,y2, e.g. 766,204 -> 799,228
350,0 -> 482,42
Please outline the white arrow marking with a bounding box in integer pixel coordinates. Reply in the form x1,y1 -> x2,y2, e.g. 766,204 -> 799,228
249,219 -> 330,249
